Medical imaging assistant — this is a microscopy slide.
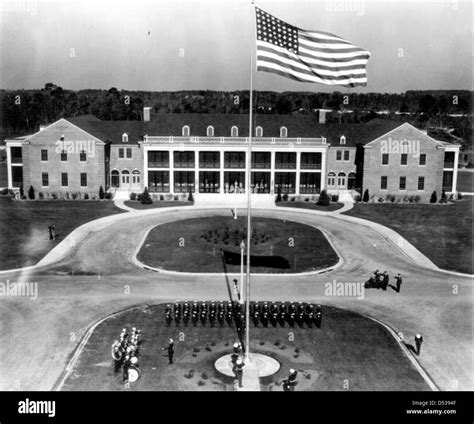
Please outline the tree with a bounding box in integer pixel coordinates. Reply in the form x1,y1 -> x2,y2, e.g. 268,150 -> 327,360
19,185 -> 24,198
317,190 -> 331,206
363,189 -> 370,203
188,188 -> 194,202
430,191 -> 437,203
276,187 -> 282,202
439,190 -> 447,203
99,186 -> 105,199
28,185 -> 35,200
141,187 -> 153,204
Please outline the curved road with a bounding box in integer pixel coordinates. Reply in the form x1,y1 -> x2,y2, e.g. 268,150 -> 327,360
0,206 -> 472,391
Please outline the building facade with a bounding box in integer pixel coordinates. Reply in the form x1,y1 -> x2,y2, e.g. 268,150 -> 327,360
5,111 -> 460,202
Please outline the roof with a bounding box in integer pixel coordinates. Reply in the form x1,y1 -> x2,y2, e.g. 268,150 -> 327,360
66,114 -> 404,147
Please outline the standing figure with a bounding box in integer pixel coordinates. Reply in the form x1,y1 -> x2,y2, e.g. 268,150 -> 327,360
233,358 -> 244,388
415,334 -> 423,355
163,338 -> 174,364
395,274 -> 403,293
282,369 -> 298,391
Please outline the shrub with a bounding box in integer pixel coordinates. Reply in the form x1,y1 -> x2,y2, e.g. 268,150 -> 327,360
458,192 -> 463,200
1,188 -> 9,196
38,192 -> 44,200
317,190 -> 331,206
51,192 -> 58,200
141,187 -> 153,204
290,196 -> 295,202
354,194 -> 362,202
84,193 -> 89,200
363,189 -> 369,202
104,192 -> 113,200
130,192 -> 137,201
331,194 -> 339,202
174,195 -> 179,201
386,194 -> 395,203
160,195 -> 164,201
71,192 -> 78,200
276,188 -> 282,202
304,197 -> 309,202
439,190 -> 448,204
27,186 -> 35,200
99,186 -> 105,200
430,191 -> 437,203
188,189 -> 194,202
282,193 -> 288,201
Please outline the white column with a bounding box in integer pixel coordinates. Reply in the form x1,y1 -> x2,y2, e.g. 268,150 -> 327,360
169,150 -> 174,195
219,150 -> 224,194
143,146 -> 149,189
320,148 -> 327,192
452,148 -> 459,193
6,145 -> 12,189
270,150 -> 275,195
295,151 -> 301,195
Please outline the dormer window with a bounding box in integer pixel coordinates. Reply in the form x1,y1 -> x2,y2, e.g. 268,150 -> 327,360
280,126 -> 288,138
231,126 -> 238,137
206,126 -> 214,137
182,125 -> 190,137
256,126 -> 263,137
340,135 -> 346,145
122,133 -> 128,143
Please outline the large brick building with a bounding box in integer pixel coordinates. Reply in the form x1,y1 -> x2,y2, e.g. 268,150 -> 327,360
5,110 -> 460,202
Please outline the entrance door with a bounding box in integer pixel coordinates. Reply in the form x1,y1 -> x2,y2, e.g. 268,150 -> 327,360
337,172 -> 346,189
131,170 -> 141,191
121,170 -> 130,189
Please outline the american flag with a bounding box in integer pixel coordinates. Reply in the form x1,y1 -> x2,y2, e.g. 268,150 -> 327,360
255,7 -> 370,87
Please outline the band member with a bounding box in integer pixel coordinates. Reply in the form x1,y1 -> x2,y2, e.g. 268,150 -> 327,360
234,358 -> 244,388
282,369 -> 298,391
415,334 -> 423,355
395,274 -> 403,293
162,338 -> 174,364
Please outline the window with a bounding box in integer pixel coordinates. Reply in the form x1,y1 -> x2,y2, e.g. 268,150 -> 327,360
199,152 -> 220,168
401,153 -> 408,165
206,126 -> 214,137
60,150 -> 67,162
224,152 -> 245,168
251,152 -> 271,169
122,170 -> 130,184
340,135 -> 346,144
336,150 -> 342,161
148,151 -> 169,167
80,173 -> 87,187
337,172 -> 346,187
174,171 -> 195,193
419,154 -> 426,166
399,176 -> 406,190
418,176 -> 425,191
182,125 -> 190,137
381,176 -> 388,190
256,126 -> 263,137
42,172 -> 49,187
61,173 -> 68,187
382,153 -> 389,165
231,126 -> 238,137
79,150 -> 87,162
148,171 -> 170,192
301,152 -> 322,169
280,127 -> 288,138
275,152 -> 296,169
327,172 -> 336,187
111,170 -> 120,187
41,149 -> 48,161
126,148 -> 132,159
174,151 -> 195,168
343,150 -> 350,161
122,133 -> 128,143
119,148 -> 124,159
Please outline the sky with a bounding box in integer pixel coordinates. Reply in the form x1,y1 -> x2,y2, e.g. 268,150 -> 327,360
0,0 -> 472,93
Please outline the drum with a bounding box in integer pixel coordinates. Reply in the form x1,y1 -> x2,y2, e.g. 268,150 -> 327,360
111,346 -> 123,361
128,366 -> 141,383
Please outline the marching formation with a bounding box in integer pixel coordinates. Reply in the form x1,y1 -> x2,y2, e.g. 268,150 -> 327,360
164,300 -> 323,329
111,327 -> 142,383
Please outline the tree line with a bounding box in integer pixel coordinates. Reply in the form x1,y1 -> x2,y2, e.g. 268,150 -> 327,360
1,83 -> 471,142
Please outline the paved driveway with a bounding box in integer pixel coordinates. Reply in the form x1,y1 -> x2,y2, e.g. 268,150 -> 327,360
0,207 -> 472,391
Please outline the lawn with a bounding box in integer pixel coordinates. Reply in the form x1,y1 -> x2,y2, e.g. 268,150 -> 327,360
344,198 -> 473,274
457,170 -> 473,193
124,200 -> 193,210
61,303 -> 429,391
137,216 -> 339,273
276,201 -> 345,212
0,197 -> 124,270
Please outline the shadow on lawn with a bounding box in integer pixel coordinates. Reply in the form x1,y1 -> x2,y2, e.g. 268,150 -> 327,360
221,249 -> 291,269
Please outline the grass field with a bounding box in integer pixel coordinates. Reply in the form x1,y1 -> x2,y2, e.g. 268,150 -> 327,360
137,216 -> 339,273
61,303 -> 429,391
457,170 -> 473,193
0,197 -> 123,270
124,200 -> 193,209
276,201 -> 345,212
344,198 -> 473,274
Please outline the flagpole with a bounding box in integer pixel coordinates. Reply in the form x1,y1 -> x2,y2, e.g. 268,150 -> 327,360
245,0 -> 255,362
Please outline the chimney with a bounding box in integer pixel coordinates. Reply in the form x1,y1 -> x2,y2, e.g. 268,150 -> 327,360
318,109 -> 326,124
143,107 -> 152,122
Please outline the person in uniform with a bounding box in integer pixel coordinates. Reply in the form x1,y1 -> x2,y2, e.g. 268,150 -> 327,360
395,274 -> 403,292
163,338 -> 174,364
234,358 -> 244,388
282,369 -> 298,391
415,334 -> 423,355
